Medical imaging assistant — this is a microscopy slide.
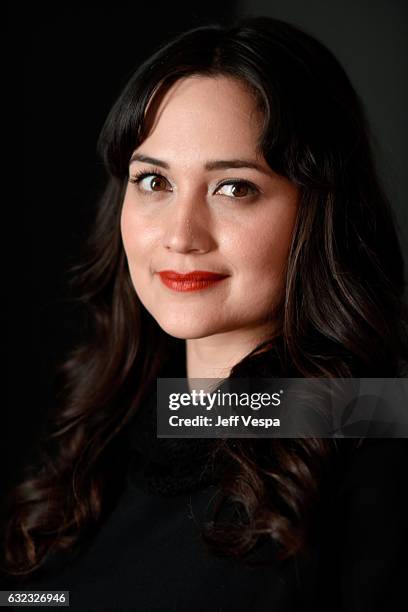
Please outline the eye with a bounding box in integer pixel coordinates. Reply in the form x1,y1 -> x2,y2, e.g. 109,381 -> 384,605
215,180 -> 258,198
128,171 -> 171,193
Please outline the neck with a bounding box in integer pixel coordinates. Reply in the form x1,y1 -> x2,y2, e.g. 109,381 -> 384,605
185,324 -> 275,381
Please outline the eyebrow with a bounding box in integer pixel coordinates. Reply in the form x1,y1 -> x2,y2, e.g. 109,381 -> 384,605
129,153 -> 270,174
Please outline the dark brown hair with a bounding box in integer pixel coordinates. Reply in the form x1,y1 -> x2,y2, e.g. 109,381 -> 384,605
3,16 -> 408,577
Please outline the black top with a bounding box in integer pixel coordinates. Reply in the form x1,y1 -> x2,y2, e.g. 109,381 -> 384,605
6,346 -> 408,611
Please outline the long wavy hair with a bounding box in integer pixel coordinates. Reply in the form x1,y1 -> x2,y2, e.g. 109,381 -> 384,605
3,16 -> 408,577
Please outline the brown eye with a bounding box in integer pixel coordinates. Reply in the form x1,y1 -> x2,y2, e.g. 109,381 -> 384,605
231,183 -> 249,197
216,181 -> 257,199
150,176 -> 167,191
129,171 -> 171,193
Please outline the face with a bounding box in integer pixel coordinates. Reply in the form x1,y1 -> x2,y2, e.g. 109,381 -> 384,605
121,76 -> 299,340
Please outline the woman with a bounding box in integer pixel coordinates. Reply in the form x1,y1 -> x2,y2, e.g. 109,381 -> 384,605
2,15 -> 408,611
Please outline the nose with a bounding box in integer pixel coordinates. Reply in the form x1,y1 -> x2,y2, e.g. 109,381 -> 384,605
163,193 -> 213,254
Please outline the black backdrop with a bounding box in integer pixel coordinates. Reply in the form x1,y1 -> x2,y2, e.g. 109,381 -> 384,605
5,1 -> 407,495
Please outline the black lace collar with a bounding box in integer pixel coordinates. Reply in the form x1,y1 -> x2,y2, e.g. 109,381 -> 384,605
126,343 -> 220,496
125,341 -> 281,496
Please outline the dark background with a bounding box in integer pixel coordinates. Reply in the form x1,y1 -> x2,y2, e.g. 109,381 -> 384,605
5,1 -> 407,494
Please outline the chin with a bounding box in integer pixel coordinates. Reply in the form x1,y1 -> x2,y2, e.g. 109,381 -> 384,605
155,315 -> 224,340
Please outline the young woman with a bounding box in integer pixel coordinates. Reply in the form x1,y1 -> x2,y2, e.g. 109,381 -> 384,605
2,16 -> 408,611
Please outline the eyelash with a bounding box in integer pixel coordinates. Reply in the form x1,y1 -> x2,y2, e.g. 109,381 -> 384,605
128,168 -> 259,199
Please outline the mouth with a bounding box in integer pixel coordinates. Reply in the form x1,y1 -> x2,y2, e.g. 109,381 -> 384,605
157,270 -> 229,292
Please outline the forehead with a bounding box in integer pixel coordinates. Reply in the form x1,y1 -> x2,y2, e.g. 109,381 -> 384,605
138,76 -> 264,161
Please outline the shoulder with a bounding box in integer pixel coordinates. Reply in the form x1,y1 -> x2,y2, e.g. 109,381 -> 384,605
334,439 -> 408,611
339,438 -> 408,499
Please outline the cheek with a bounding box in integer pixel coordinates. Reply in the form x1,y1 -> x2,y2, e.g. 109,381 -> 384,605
120,197 -> 151,261
232,207 -> 297,279
120,196 -> 134,252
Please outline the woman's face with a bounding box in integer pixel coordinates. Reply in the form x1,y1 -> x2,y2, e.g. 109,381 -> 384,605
121,76 -> 299,340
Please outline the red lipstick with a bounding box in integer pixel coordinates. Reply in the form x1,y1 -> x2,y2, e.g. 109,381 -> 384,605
158,270 -> 228,292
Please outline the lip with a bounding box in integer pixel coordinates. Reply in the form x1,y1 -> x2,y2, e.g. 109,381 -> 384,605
157,270 -> 229,292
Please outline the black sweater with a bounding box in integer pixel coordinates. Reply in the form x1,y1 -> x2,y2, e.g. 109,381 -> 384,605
5,348 -> 408,611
